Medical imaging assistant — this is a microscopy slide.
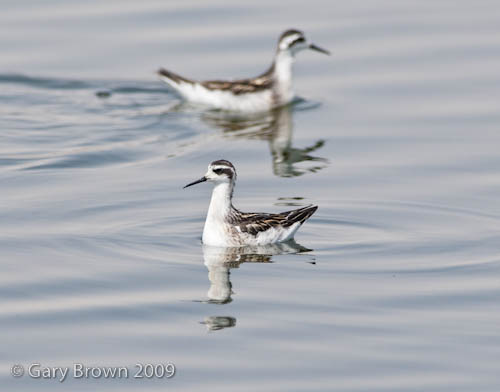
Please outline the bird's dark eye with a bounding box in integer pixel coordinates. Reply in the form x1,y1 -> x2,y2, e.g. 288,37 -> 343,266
292,37 -> 305,45
213,168 -> 223,174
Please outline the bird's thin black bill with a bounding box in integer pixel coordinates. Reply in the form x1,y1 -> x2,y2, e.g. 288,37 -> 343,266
184,176 -> 207,188
309,43 -> 330,55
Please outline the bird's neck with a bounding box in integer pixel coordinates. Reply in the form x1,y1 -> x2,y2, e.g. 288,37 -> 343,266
272,50 -> 295,103
206,182 -> 234,222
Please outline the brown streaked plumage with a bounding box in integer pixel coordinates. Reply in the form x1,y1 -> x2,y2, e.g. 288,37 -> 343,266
201,65 -> 275,95
228,205 -> 318,236
158,65 -> 274,95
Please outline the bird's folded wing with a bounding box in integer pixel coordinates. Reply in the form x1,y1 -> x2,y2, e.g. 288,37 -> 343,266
235,206 -> 317,235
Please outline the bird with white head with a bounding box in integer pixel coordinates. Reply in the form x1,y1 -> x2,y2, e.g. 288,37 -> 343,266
184,160 -> 318,247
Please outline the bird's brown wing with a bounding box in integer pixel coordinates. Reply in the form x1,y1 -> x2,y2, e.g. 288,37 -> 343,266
201,65 -> 274,95
234,205 -> 318,236
158,64 -> 274,95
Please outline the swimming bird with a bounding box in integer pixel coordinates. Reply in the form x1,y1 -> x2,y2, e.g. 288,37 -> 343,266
184,159 -> 318,246
158,29 -> 329,112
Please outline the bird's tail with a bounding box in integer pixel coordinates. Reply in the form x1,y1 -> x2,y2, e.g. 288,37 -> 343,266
157,68 -> 194,89
287,205 -> 318,226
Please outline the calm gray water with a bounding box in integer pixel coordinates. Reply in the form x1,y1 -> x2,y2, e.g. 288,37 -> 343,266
1,1 -> 500,391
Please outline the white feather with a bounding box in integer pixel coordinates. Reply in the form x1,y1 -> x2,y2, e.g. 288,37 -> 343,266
273,50 -> 295,104
202,182 -> 233,246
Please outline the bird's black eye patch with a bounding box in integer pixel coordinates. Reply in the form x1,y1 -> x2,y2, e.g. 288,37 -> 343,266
212,167 -> 234,178
291,37 -> 305,46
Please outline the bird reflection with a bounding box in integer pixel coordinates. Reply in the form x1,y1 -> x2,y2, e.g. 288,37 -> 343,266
201,105 -> 328,177
200,316 -> 237,331
200,241 -> 311,331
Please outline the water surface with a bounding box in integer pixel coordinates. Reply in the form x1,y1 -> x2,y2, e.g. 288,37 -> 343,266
1,1 -> 500,391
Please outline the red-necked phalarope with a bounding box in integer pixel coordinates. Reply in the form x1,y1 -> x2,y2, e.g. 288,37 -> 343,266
184,159 -> 318,246
158,29 -> 329,112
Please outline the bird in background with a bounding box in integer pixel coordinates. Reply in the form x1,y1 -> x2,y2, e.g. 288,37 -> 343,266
158,29 -> 329,112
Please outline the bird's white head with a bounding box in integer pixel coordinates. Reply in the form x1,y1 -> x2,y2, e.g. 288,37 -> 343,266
184,159 -> 237,188
277,29 -> 330,56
